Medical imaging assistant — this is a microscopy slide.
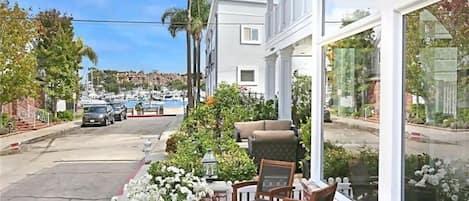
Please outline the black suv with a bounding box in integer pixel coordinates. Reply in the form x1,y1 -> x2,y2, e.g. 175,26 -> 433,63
110,102 -> 127,121
82,105 -> 115,126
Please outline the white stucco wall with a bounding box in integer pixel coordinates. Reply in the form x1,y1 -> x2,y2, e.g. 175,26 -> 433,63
205,0 -> 267,94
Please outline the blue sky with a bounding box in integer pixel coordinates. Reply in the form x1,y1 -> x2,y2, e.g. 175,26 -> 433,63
17,0 -> 190,73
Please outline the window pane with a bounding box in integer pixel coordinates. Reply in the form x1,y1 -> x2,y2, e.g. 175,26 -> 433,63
404,1 -> 469,201
252,29 -> 259,41
323,26 -> 381,201
323,0 -> 378,36
243,27 -> 251,41
240,70 -> 255,82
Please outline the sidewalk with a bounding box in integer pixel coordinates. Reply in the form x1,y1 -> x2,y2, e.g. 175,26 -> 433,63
0,120 -> 81,152
333,116 -> 469,144
113,128 -> 178,201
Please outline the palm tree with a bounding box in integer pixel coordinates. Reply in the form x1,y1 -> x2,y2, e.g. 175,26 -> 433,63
76,37 -> 98,65
190,0 -> 209,103
162,7 -> 194,109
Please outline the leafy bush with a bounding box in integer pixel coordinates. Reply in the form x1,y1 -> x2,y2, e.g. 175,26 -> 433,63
160,84 -> 276,182
165,132 -> 188,153
292,71 -> 312,126
300,117 -> 311,160
432,112 -> 453,125
160,128 -> 257,182
1,113 -> 9,128
360,104 -> 374,118
457,108 -> 469,123
404,153 -> 432,179
358,147 -> 379,176
409,104 -> 426,123
57,110 -> 74,121
323,142 -> 352,178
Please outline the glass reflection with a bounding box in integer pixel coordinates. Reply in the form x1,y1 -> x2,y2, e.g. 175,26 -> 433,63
404,1 -> 469,201
323,26 -> 380,201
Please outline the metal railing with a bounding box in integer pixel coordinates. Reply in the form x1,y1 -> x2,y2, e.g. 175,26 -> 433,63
16,104 -> 50,128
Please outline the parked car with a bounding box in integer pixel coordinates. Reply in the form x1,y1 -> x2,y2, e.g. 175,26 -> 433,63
110,102 -> 127,121
82,105 -> 114,126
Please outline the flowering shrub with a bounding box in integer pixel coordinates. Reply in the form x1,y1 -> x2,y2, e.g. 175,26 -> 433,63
408,160 -> 469,201
121,165 -> 214,201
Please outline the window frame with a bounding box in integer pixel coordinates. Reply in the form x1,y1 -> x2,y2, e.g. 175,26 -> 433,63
309,1 -> 444,201
237,66 -> 258,86
241,25 -> 262,45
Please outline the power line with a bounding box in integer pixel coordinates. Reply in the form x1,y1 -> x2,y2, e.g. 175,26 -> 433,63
1,16 -> 265,25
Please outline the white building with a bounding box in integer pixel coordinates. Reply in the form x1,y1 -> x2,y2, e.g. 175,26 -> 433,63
205,0 -> 267,96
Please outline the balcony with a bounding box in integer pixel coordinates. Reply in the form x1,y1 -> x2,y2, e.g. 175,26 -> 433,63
265,0 -> 312,43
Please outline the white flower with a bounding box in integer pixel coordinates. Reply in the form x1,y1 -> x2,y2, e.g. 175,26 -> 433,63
428,168 -> 435,173
451,194 -> 458,201
408,179 -> 417,185
442,183 -> 450,192
415,170 -> 423,176
428,175 -> 440,186
435,160 -> 442,167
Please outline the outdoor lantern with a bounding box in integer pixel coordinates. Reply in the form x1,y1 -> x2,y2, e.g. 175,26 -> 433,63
202,148 -> 218,181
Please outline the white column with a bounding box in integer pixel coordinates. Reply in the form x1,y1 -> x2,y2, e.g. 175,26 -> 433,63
379,1 -> 404,201
310,0 -> 324,183
265,55 -> 277,100
278,47 -> 294,120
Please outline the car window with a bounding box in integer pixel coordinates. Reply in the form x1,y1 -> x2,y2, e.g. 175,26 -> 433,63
84,107 -> 106,113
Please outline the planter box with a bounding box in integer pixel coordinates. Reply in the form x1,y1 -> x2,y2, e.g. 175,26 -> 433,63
302,159 -> 310,179
405,185 -> 437,201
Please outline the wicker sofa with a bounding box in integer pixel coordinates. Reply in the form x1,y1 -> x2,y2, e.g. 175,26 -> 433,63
233,120 -> 296,142
233,120 -> 304,168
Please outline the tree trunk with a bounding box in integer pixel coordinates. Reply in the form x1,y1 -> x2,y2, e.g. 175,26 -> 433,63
186,0 -> 194,109
196,38 -> 201,103
192,37 -> 198,105
52,97 -> 58,118
422,96 -> 433,124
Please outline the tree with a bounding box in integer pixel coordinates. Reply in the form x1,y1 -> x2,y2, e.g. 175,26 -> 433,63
35,10 -> 80,117
326,10 -> 376,116
404,0 -> 469,122
0,2 -> 38,112
167,79 -> 187,91
190,0 -> 209,103
162,6 -> 194,109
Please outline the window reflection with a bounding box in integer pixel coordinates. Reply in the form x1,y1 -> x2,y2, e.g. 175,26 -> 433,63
323,26 -> 380,201
323,0 -> 378,35
404,1 -> 469,201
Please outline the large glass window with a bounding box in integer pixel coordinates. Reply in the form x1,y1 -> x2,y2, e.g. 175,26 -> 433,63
323,26 -> 381,201
323,0 -> 378,35
403,1 -> 469,201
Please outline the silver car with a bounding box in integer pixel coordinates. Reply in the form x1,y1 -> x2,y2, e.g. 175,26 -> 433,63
82,105 -> 115,127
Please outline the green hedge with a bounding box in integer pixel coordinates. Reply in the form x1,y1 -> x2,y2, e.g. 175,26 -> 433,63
158,84 -> 272,182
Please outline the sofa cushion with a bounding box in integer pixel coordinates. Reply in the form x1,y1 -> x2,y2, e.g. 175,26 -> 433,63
234,121 -> 265,139
252,130 -> 296,142
264,120 -> 292,130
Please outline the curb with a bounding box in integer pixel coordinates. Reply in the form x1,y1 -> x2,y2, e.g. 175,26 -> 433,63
0,124 -> 80,155
128,114 -> 177,118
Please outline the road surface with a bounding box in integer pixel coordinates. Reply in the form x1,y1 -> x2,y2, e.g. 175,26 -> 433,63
0,116 -> 181,201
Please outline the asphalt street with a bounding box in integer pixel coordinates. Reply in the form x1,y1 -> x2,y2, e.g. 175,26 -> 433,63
0,116 -> 181,201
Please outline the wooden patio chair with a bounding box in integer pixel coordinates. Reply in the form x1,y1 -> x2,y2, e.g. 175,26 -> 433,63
285,182 -> 337,201
232,159 -> 296,201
